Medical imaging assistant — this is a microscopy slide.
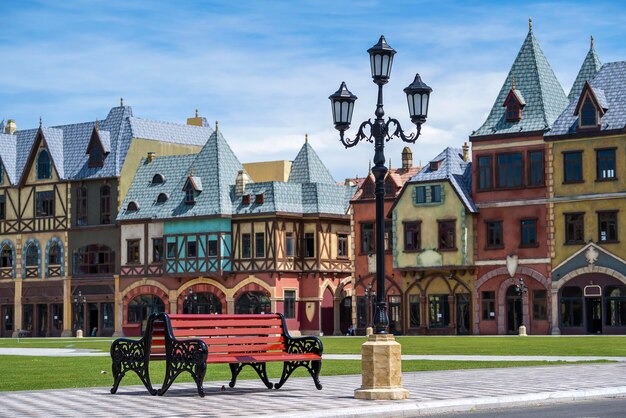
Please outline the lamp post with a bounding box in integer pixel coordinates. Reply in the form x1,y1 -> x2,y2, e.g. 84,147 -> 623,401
73,291 -> 86,335
364,282 -> 376,332
330,36 -> 431,334
184,287 -> 198,314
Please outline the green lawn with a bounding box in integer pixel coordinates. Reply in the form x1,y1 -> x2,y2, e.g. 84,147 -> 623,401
0,335 -> 622,392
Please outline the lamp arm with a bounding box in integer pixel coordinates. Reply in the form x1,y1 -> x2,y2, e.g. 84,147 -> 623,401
340,120 -> 373,148
385,118 -> 422,144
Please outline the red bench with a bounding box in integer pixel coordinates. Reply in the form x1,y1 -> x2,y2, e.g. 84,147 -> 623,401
110,312 -> 323,397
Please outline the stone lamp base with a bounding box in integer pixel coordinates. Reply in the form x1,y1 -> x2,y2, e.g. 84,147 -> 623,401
354,334 -> 410,400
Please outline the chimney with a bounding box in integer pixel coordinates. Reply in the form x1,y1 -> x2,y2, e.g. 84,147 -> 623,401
401,146 -> 413,170
187,109 -> 204,127
146,151 -> 156,163
462,142 -> 470,162
236,170 -> 252,194
5,119 -> 16,135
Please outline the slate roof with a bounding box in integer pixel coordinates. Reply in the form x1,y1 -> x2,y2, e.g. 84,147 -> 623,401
0,106 -> 212,185
119,139 -> 356,221
408,147 -> 476,213
471,26 -> 568,138
568,38 -> 602,102
547,61 -> 626,136
288,142 -> 336,184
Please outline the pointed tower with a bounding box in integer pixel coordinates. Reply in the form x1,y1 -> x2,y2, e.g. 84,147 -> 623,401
568,36 -> 602,102
471,20 -> 568,138
288,141 -> 335,184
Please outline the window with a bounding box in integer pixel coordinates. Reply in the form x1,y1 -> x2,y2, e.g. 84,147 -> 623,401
388,295 -> 401,333
404,221 -> 421,251
151,174 -> 164,185
362,181 -> 374,197
560,286 -> 583,327
255,194 -> 264,204
88,144 -> 103,167
415,186 -> 426,204
241,233 -> 251,258
361,223 -> 374,254
337,234 -> 348,258
506,100 -> 521,122
384,180 -> 395,196
100,185 -> 111,224
284,290 -> 296,319
25,244 -> 38,266
477,156 -> 492,191
563,151 -> 583,183
127,295 -> 165,324
127,239 -> 140,264
520,219 -> 538,247
48,242 -> 62,265
533,290 -> 547,320
496,153 -> 523,188
76,187 -> 87,226
438,220 -> 456,250
0,195 -> 5,220
242,195 -> 250,205
37,149 -> 51,180
208,238 -> 218,257
73,244 -> 114,275
580,96 -> 597,127
126,201 -> 138,212
152,238 -> 163,262
235,291 -> 271,314
255,232 -> 265,258
187,240 -> 197,258
565,213 -> 584,244
598,211 -> 618,243
481,291 -> 495,320
36,191 -> 54,217
384,220 -> 392,251
409,294 -> 420,328
430,185 -> 442,202
597,149 -> 616,180
528,150 -> 544,187
606,286 -> 626,326
184,185 -> 195,204
428,295 -> 449,328
304,232 -> 315,258
285,232 -> 294,257
1,245 -> 12,267
156,193 -> 168,204
486,221 -> 503,249
166,242 -> 177,259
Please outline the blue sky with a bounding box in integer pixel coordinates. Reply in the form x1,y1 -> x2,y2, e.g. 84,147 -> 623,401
2,0 -> 626,180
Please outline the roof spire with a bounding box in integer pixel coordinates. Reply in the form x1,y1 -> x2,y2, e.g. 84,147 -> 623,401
215,120 -> 219,132
529,17 -> 533,32
591,35 -> 595,49
120,97 -> 124,107
195,108 -> 199,118
305,133 -> 308,144
39,115 -> 42,128
95,118 -> 100,131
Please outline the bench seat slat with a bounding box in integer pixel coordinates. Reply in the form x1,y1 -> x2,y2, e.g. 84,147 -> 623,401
168,314 -> 280,320
170,318 -> 283,328
206,343 -> 286,354
207,352 -> 321,364
171,327 -> 283,337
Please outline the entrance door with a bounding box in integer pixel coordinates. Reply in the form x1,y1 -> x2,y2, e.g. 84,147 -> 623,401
88,303 -> 99,337
339,297 -> 352,334
506,286 -> 522,334
1,305 -> 13,337
456,294 -> 471,335
37,304 -> 48,337
321,288 -> 334,336
586,298 -> 602,334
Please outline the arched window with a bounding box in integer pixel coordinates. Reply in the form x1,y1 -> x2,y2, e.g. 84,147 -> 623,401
1,245 -> 12,268
384,180 -> 395,196
156,193 -> 168,204
25,244 -> 38,266
100,185 -> 111,224
183,292 -> 222,314
184,186 -> 195,204
49,242 -> 62,265
76,186 -> 87,226
580,96 -> 597,127
235,291 -> 271,314
606,286 -> 626,327
37,149 -> 52,180
152,174 -> 164,185
127,295 -> 165,324
126,201 -> 138,212
23,240 -> 40,278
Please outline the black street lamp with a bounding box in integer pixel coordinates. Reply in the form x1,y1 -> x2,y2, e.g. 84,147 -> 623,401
184,287 -> 198,314
330,35 -> 432,334
514,278 -> 528,295
73,291 -> 86,332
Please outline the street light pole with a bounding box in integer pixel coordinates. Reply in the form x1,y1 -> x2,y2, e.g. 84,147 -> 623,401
330,36 -> 431,334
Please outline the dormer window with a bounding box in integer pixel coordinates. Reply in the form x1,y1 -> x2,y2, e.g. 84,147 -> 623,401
575,81 -> 607,130
88,145 -> 103,168
156,193 -> 168,204
152,174 -> 165,185
184,187 -> 195,205
429,160 -> 441,171
127,201 -> 139,212
242,195 -> 250,206
580,96 -> 597,127
255,193 -> 264,204
384,180 -> 395,196
503,88 -> 526,122
183,176 -> 201,205
37,149 -> 52,180
362,180 -> 374,197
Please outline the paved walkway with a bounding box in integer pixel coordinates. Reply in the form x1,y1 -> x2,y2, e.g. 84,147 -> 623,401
2,363 -> 626,417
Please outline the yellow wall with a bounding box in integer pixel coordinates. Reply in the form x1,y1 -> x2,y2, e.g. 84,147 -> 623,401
393,182 -> 473,268
243,161 -> 292,183
119,138 -> 202,203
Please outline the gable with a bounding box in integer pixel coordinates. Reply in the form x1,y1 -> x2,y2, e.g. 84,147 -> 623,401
21,129 -> 63,186
552,243 -> 626,282
86,127 -> 109,168
574,81 -> 608,118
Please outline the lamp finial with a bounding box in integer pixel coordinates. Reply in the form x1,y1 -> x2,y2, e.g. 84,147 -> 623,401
39,115 -> 42,128
195,109 -> 199,118
95,118 -> 100,130
529,17 -> 533,32
120,97 -> 124,107
215,120 -> 219,132
591,35 -> 595,49
305,133 -> 308,144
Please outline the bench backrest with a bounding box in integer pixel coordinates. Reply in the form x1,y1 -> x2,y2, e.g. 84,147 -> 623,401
150,314 -> 287,358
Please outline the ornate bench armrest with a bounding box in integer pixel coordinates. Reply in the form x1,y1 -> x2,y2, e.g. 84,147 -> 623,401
285,335 -> 323,356
166,337 -> 209,364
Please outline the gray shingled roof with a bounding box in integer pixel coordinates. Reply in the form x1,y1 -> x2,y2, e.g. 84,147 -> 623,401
547,61 -> 626,136
471,27 -> 568,138
288,142 -> 336,184
0,106 -> 212,186
568,39 -> 602,102
408,147 -> 476,213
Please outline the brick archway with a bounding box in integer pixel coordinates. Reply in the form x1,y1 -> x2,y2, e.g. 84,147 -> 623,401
122,285 -> 170,325
176,282 -> 227,313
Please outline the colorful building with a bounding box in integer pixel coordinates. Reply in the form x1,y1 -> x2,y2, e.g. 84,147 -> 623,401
469,21 -> 569,335
117,132 -> 356,336
390,146 -> 476,335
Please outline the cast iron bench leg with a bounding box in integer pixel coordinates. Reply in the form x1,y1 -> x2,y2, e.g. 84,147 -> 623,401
229,363 -> 273,389
274,360 -> 323,390
110,339 -> 156,395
